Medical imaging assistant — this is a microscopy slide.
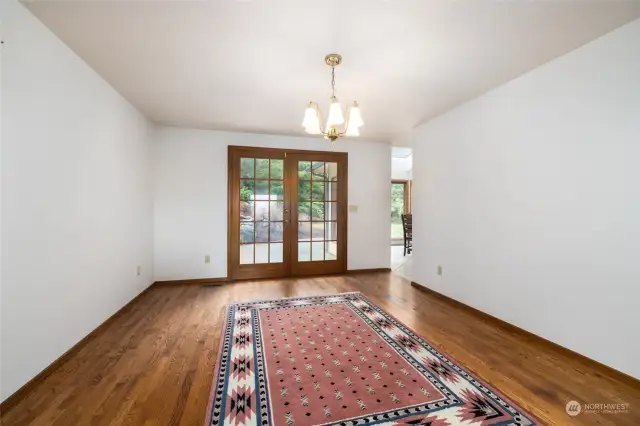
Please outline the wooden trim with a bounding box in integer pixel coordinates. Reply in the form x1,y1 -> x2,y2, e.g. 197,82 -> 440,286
227,146 -> 234,284
347,268 -> 392,274
154,277 -> 228,286
410,281 -> 640,388
228,145 -> 348,156
0,282 -> 157,411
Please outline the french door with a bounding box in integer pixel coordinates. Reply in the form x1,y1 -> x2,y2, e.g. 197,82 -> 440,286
228,146 -> 347,280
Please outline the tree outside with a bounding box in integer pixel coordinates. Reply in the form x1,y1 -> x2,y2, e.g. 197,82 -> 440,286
240,158 -> 285,243
239,159 -> 336,243
391,183 -> 406,238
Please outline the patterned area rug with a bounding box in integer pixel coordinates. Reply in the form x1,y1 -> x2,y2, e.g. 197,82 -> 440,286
204,292 -> 537,425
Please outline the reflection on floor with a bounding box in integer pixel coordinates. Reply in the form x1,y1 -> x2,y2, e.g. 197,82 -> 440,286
391,245 -> 413,281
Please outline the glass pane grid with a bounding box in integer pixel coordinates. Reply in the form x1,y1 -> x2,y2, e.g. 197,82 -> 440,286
239,157 -> 285,265
297,160 -> 339,263
238,159 -> 339,264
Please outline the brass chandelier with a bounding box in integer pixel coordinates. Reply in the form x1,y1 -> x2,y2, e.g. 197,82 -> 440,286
302,54 -> 364,143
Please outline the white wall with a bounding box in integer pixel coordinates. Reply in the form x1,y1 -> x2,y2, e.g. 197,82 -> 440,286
0,0 -> 154,400
392,154 -> 413,180
391,147 -> 413,180
153,127 -> 391,280
412,19 -> 640,378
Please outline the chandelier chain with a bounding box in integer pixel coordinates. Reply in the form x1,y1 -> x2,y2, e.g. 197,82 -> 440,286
331,66 -> 336,98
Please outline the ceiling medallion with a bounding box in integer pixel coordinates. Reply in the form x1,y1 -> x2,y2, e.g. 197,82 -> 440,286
302,53 -> 364,144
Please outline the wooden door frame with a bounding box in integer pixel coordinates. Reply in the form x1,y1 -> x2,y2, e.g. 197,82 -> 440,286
391,179 -> 411,214
227,146 -> 348,280
228,147 -> 288,281
287,150 -> 348,277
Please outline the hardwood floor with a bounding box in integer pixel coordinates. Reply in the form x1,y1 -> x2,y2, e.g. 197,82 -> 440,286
1,273 -> 638,425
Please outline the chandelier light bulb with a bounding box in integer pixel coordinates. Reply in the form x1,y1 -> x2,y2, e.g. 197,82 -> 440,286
327,98 -> 345,127
302,103 -> 322,134
302,103 -> 318,128
348,102 -> 364,129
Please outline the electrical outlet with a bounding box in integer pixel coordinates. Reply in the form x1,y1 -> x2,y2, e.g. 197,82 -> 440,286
136,265 -> 141,276
437,265 -> 443,276
205,254 -> 211,264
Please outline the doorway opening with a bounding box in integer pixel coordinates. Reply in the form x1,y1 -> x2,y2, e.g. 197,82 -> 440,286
391,147 -> 413,280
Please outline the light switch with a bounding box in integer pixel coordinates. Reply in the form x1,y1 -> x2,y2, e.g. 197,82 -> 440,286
348,205 -> 358,213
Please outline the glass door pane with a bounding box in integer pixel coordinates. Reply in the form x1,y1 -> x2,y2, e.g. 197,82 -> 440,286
297,161 -> 340,263
239,157 -> 285,265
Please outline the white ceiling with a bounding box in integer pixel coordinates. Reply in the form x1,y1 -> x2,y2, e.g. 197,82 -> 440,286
26,0 -> 640,143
